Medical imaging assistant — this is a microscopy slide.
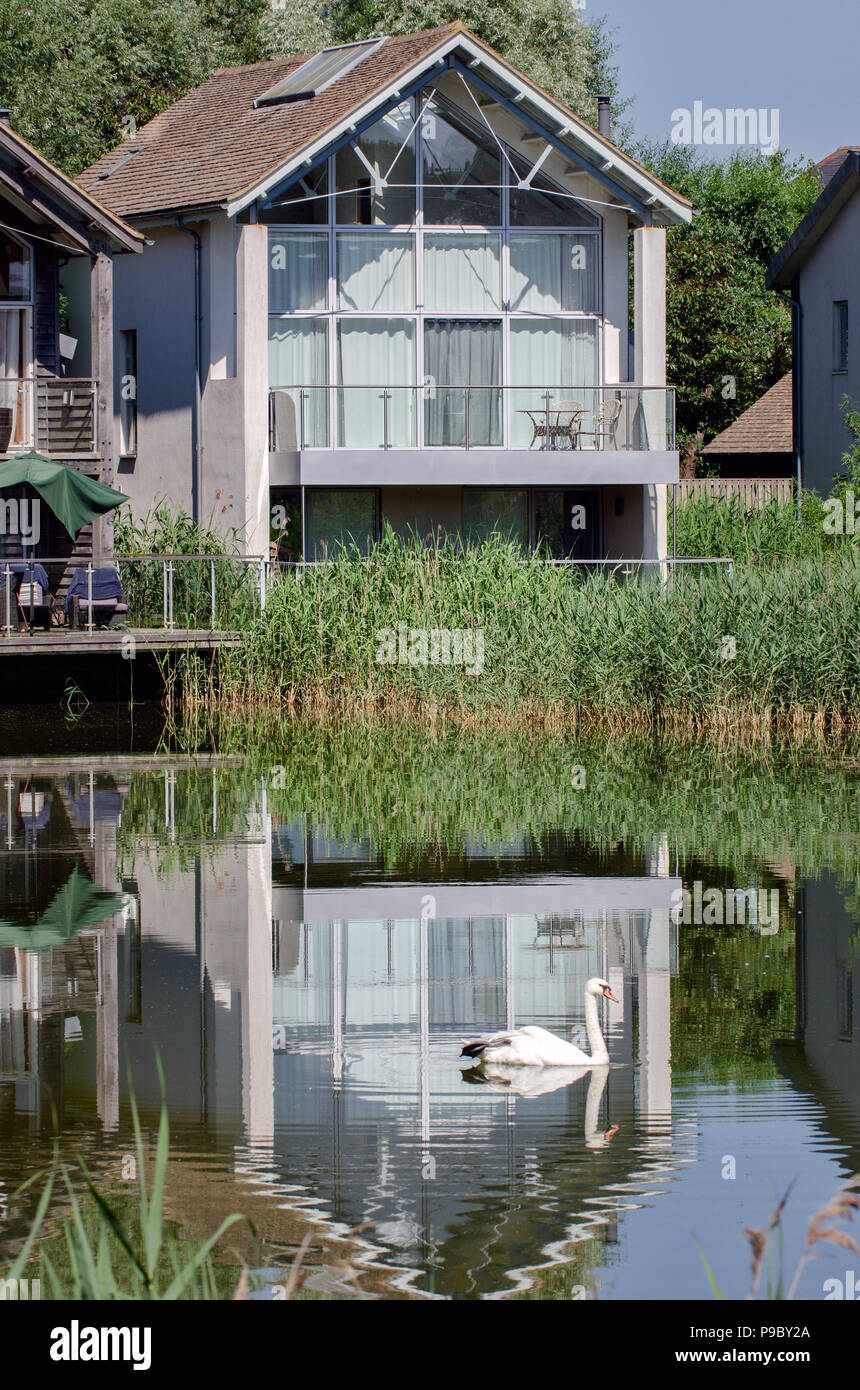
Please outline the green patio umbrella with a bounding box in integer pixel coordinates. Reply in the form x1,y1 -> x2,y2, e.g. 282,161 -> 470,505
0,867 -> 126,951
0,451 -> 129,540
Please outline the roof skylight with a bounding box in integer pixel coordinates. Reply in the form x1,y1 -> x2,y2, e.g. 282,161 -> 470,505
254,39 -> 386,109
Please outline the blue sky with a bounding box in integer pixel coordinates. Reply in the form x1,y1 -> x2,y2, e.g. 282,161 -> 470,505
592,0 -> 857,163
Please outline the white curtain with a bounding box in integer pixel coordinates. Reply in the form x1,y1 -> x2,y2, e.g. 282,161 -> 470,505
268,232 -> 327,312
424,319 -> 502,446
423,234 -> 500,313
268,318 -> 328,447
509,319 -> 598,447
337,318 -> 415,447
336,233 -> 414,311
510,234 -> 599,313
0,309 -> 21,420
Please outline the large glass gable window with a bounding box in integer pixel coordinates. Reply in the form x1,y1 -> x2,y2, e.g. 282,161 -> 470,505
265,81 -> 606,449
268,232 -> 327,312
422,103 -> 500,226
262,164 -> 328,225
336,103 -> 415,225
509,152 -> 600,229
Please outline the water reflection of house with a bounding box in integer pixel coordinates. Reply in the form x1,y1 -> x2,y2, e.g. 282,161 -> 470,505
774,875 -> 860,1170
261,826 -> 683,1290
0,774 -> 687,1293
0,764 -> 271,1143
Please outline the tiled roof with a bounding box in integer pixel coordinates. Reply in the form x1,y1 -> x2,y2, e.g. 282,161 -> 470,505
0,123 -> 143,252
76,23 -> 692,222
76,26 -> 462,217
768,150 -> 860,288
815,147 -> 860,187
702,372 -> 793,455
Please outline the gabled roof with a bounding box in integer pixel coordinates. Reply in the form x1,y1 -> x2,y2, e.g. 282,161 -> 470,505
76,23 -> 693,226
767,150 -> 860,288
814,146 -> 859,188
0,122 -> 143,255
701,373 -> 793,456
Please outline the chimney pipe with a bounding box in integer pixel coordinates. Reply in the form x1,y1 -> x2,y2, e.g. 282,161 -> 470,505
597,95 -> 611,140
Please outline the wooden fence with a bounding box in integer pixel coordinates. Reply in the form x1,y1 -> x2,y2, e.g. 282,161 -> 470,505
675,478 -> 794,510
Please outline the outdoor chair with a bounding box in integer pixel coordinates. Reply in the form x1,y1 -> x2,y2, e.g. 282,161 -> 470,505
524,399 -> 585,450
11,562 -> 53,631
592,397 -> 622,450
66,566 -> 129,629
0,569 -> 22,632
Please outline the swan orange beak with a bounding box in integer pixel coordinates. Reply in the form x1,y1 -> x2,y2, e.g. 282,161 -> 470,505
603,987 -> 619,1002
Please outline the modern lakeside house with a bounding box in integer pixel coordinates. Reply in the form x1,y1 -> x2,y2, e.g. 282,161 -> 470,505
75,23 -> 692,563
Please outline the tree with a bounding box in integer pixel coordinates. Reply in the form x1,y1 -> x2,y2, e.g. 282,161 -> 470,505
634,143 -> 821,473
0,0 -> 620,173
330,0 -> 625,131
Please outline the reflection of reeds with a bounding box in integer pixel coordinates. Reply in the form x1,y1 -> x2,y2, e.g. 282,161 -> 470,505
158,532 -> 860,735
3,1075 -> 251,1300
119,724 -> 860,912
697,1175 -> 860,1300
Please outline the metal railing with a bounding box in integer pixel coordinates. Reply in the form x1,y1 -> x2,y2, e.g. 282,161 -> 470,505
269,384 -> 676,453
0,551 -> 733,638
0,555 -> 268,636
0,377 -> 98,455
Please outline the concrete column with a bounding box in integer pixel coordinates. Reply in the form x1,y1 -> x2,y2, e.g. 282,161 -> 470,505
242,832 -> 274,1142
634,228 -> 669,566
236,224 -> 270,558
637,908 -> 673,1127
633,228 -> 666,387
90,245 -> 115,560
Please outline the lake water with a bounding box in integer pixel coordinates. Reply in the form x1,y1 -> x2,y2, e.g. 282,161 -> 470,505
0,715 -> 858,1300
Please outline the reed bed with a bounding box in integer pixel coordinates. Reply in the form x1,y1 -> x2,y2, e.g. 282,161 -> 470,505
670,492 -> 833,565
164,533 -> 860,734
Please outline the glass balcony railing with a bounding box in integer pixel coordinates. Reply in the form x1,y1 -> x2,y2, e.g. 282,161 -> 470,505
268,385 -> 675,453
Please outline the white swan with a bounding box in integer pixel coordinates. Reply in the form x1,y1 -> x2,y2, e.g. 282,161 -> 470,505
460,977 -> 618,1067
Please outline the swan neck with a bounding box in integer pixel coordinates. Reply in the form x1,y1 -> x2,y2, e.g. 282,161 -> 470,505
585,989 -> 609,1064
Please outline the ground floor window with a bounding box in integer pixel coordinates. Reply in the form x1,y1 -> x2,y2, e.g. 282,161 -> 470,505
269,487 -> 301,563
305,488 -> 378,560
295,487 -> 602,560
464,487 -> 600,558
462,489 -> 528,548
534,489 -> 600,560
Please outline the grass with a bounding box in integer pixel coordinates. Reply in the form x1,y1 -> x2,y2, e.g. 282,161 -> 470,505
113,503 -> 259,630
4,1078 -> 250,1300
670,492 -> 833,565
161,530 -> 860,734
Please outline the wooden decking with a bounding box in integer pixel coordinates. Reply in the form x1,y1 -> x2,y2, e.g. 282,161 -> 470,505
0,628 -> 242,657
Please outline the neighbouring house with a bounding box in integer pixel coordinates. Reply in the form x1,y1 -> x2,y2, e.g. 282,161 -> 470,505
699,371 -> 794,480
767,148 -> 860,497
76,22 -> 692,563
0,116 -> 143,573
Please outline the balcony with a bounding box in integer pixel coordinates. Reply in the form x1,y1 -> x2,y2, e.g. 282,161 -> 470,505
269,384 -> 675,453
268,384 -> 678,488
0,378 -> 98,458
